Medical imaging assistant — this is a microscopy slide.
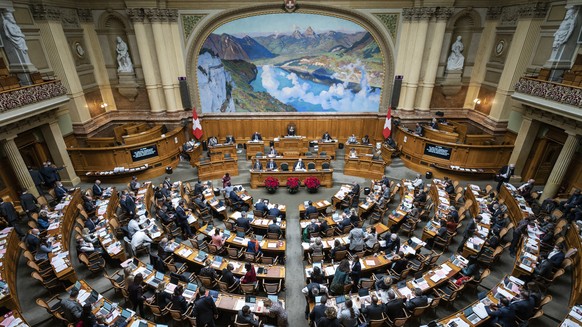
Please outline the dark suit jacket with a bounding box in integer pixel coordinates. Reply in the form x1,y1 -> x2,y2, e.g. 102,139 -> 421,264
498,166 -> 515,182
124,197 -> 136,215
85,219 -> 97,233
236,218 -> 251,231
266,161 -> 277,170
171,294 -> 188,313
175,206 -> 189,224
293,161 -> 306,170
193,295 -> 218,325
92,184 -> 103,197
384,298 -> 405,320
405,295 -> 428,311
486,305 -> 516,327
309,304 -> 327,325
390,259 -> 408,274
251,133 -> 262,141
55,186 -> 67,201
222,269 -> 237,286
24,233 -> 40,252
252,162 -> 263,170
305,206 -> 318,216
255,202 -> 268,212
29,169 -> 44,185
268,207 -> 281,217
548,251 -> 565,267
509,297 -> 534,320
268,223 -> 282,235
230,192 -> 243,203
20,193 -> 37,212
362,303 -> 385,320
130,180 -> 140,192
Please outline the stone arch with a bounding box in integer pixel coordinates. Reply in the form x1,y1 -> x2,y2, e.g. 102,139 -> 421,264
185,3 -> 396,113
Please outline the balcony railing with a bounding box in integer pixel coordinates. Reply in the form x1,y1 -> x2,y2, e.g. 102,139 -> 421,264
514,77 -> 582,108
0,80 -> 67,113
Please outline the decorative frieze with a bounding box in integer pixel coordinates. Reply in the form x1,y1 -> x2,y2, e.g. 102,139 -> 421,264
30,4 -> 62,21
486,7 -> 502,21
182,14 -> 206,40
76,9 -> 93,23
127,8 -> 145,23
372,13 -> 399,40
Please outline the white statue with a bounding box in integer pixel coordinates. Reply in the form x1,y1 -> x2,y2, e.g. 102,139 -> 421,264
553,7 -> 577,49
115,36 -> 133,73
446,36 -> 465,71
2,10 -> 28,54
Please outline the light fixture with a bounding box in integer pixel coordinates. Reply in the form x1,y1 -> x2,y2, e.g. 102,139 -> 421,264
100,103 -> 108,109
473,98 -> 481,105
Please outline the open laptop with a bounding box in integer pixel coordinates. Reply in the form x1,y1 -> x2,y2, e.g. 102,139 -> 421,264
149,272 -> 164,288
98,301 -> 112,316
335,295 -> 346,305
183,283 -> 198,298
85,289 -> 100,305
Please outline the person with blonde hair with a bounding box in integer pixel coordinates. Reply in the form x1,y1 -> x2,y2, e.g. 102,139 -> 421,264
264,298 -> 288,326
317,306 -> 340,327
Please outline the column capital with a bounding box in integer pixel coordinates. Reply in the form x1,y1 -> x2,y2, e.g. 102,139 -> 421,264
518,2 -> 549,19
145,8 -> 170,23
76,9 -> 93,23
565,130 -> 580,138
2,135 -> 17,142
403,7 -> 436,21
167,9 -> 179,22
435,7 -> 453,21
127,8 -> 145,23
486,7 -> 502,20
30,4 -> 62,21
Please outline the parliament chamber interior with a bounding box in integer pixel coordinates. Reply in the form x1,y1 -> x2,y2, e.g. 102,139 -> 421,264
0,0 -> 582,326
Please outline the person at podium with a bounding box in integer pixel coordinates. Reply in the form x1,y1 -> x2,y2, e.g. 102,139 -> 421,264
251,132 -> 262,141
347,134 -> 358,144
268,146 -> 278,156
429,118 -> 438,130
287,125 -> 296,136
252,159 -> 263,171
293,158 -> 306,171
207,136 -> 218,147
225,135 -> 235,144
414,123 -> 424,137
361,135 -> 370,145
322,132 -> 332,142
266,159 -> 277,171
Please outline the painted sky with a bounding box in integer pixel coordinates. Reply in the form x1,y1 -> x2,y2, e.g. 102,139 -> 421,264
214,13 -> 364,37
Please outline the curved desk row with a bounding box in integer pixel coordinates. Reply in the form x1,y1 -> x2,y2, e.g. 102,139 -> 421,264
68,127 -> 186,182
196,158 -> 239,181
250,155 -> 331,170
394,126 -> 513,180
122,125 -> 164,145
250,170 -> 333,189
0,228 -> 21,312
343,157 -> 385,180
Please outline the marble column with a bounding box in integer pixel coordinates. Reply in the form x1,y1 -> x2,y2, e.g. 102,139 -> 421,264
164,10 -> 182,112
146,8 -> 177,112
40,121 -> 80,186
541,132 -> 580,200
394,10 -> 412,109
128,8 -> 164,113
507,116 -> 540,181
489,4 -> 547,122
402,8 -> 433,111
1,136 -> 39,197
79,10 -> 116,111
32,5 -> 91,123
418,8 -> 452,111
463,8 -> 500,109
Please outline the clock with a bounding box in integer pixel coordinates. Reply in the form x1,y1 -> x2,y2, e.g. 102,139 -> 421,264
74,42 -> 85,58
495,40 -> 505,56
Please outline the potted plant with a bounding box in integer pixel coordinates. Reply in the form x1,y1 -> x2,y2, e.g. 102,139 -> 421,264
287,177 -> 300,194
304,176 -> 321,193
264,176 -> 280,193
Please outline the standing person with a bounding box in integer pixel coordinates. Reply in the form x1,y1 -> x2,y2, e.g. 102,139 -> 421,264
92,180 -> 104,198
61,289 -> 83,323
175,200 -> 194,238
264,298 -> 289,327
20,190 -> 38,217
28,166 -> 45,195
0,198 -> 18,227
192,286 -> 218,327
128,273 -> 145,316
330,259 -> 352,295
496,164 -> 515,191
222,173 -> 232,188
80,303 -> 105,327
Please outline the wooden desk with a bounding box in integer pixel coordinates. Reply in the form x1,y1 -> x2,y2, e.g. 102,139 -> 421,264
250,170 -> 333,189
198,224 -> 286,255
196,159 -> 239,181
187,144 -> 203,167
0,311 -> 29,327
0,228 -> 22,312
344,144 -> 374,155
498,184 -> 533,226
94,190 -> 126,262
122,125 -> 163,145
215,293 -> 285,316
566,224 -> 582,306
301,223 -> 389,254
380,144 -> 394,165
274,137 -> 309,153
304,250 -> 393,278
250,155 -> 331,170
208,144 -> 237,160
393,259 -> 462,299
344,157 -> 385,180
314,141 -> 338,159
424,127 -> 459,143
298,199 -> 332,218
246,141 -> 265,159
331,185 -> 354,207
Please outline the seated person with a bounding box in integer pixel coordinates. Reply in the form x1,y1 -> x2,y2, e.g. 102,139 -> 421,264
385,290 -> 406,321
385,137 -> 397,149
485,297 -> 515,327
412,174 -> 424,189
287,125 -> 296,136
250,132 -> 262,141
322,132 -> 332,142
267,217 -> 282,236
346,134 -> 358,144
361,295 -> 385,321
241,263 -> 258,284
374,275 -> 393,291
37,210 -> 51,230
414,123 -> 424,137
349,148 -> 357,158
309,238 -> 324,255
429,118 -> 438,129
199,261 -> 219,281
547,244 -> 565,267
266,159 -> 277,170
361,135 -> 370,145
222,263 -> 240,288
207,136 -> 218,147
246,235 -> 262,254
330,239 -> 346,259
268,204 -> 282,218
267,146 -> 278,156
305,201 -> 318,216
236,211 -> 252,233
404,288 -> 429,312
383,233 -> 400,253
237,305 -> 260,326
225,135 -> 235,144
517,179 -> 535,202
293,158 -> 306,171
255,199 -> 268,213
251,159 -> 263,171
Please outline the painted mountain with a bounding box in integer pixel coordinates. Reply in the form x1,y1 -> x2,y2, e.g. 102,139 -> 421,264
196,13 -> 384,113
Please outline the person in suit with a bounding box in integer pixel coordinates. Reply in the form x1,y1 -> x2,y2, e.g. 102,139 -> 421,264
389,252 -> 408,275
237,305 -> 260,326
19,190 -> 38,216
509,290 -> 535,321
192,287 -> 218,327
170,285 -> 189,313
154,281 -> 171,309
384,290 -> 406,321
268,146 -> 278,156
252,159 -> 263,171
92,180 -> 103,198
251,132 -> 262,141
85,215 -> 98,233
236,211 -> 252,232
230,190 -> 244,209
61,289 -> 83,322
160,184 -> 171,199
24,229 -> 40,252
317,307 -> 341,327
163,176 -> 172,190
222,263 -> 240,289
404,288 -> 429,312
350,182 -> 360,198
175,200 -> 193,237
322,132 -> 332,141
194,195 -> 208,210
362,295 -> 385,321
255,200 -> 268,213
414,123 -> 424,137
266,159 -> 277,170
429,118 -> 439,129
385,137 -> 397,148
128,273 -> 146,315
485,297 -> 515,327
309,295 -> 328,327
305,201 -> 318,216
268,205 -> 281,218
302,282 -> 328,319
293,158 -> 306,171
346,134 -> 358,144
350,258 -> 362,292
28,166 -> 45,195
361,135 -> 370,145
496,164 -> 515,191
338,213 -> 352,230
54,181 -> 68,202
532,255 -> 554,280
287,125 -> 296,136
129,176 -> 140,193
548,244 -> 565,267
207,136 -> 218,147
561,189 -> 582,213
225,135 -> 235,144
267,217 -> 282,236
457,215 -> 481,252
383,233 -> 400,253
413,190 -> 427,203
39,162 -> 63,188
193,180 -> 205,196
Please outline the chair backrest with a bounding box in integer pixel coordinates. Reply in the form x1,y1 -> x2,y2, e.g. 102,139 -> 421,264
322,162 -> 330,169
78,252 -> 91,266
27,260 -> 41,272
240,283 -> 256,294
538,295 -> 552,308
480,268 -> 491,282
216,280 -> 230,292
227,247 -> 240,258
280,163 -> 289,171
23,250 -> 35,263
307,162 -> 316,170
334,250 -> 348,261
234,314 -> 252,327
263,280 -> 281,294
267,232 -> 280,240
35,297 -> 51,313
412,303 -> 429,317
198,275 -> 214,288
369,316 -> 387,327
552,268 -> 565,281
207,243 -> 219,254
31,271 -> 44,283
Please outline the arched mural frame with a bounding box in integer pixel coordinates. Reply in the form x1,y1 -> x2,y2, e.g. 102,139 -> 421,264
184,3 -> 395,114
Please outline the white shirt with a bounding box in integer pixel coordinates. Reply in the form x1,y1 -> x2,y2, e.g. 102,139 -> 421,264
295,162 -> 303,170
413,178 -> 423,188
128,219 -> 140,237
131,230 -> 152,249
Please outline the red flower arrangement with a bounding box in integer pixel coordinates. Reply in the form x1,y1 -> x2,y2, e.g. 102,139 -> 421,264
264,176 -> 280,193
287,177 -> 300,193
304,176 -> 321,190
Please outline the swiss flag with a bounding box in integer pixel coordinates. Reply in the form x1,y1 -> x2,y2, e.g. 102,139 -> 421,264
192,109 -> 203,139
382,107 -> 392,139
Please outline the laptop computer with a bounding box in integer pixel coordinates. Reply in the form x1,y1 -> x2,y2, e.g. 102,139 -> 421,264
183,283 -> 198,298
85,289 -> 100,305
256,235 -> 263,242
98,301 -> 112,316
208,289 -> 219,302
336,295 -> 346,305
150,272 -> 164,288
245,295 -> 257,304
120,309 -> 132,320
268,295 -> 278,303
72,281 -> 82,293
